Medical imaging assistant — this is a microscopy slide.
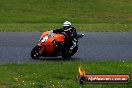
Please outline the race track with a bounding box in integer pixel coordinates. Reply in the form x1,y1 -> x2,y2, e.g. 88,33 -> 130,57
0,32 -> 132,63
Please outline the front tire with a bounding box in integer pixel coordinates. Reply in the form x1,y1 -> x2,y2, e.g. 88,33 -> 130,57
31,45 -> 41,59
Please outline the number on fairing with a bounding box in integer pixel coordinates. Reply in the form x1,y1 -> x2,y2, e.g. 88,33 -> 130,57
41,36 -> 48,43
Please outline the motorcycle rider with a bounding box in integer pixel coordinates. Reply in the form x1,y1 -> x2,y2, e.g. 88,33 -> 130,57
52,21 -> 78,51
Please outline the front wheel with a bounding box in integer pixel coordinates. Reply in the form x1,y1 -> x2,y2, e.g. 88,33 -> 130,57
31,45 -> 41,59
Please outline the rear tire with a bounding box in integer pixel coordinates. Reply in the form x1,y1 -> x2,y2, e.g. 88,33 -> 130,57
61,45 -> 78,58
31,45 -> 41,59
70,45 -> 78,56
61,48 -> 72,58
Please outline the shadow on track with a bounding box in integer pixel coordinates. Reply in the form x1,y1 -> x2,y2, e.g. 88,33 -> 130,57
31,57 -> 76,62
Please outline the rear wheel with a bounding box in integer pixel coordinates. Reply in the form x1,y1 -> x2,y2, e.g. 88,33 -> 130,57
70,45 -> 78,56
61,50 -> 71,58
31,45 -> 41,59
61,45 -> 78,58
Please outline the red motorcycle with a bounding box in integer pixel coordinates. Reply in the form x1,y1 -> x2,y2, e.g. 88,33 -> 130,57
31,31 -> 84,59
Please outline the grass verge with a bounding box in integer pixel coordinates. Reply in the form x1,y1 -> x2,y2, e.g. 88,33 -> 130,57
0,23 -> 132,32
0,0 -> 132,32
0,61 -> 132,88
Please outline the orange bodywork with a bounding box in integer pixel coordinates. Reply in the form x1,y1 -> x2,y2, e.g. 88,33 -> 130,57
39,31 -> 49,41
38,31 -> 65,55
53,33 -> 65,42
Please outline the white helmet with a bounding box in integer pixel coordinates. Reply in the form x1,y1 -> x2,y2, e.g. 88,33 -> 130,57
63,21 -> 71,27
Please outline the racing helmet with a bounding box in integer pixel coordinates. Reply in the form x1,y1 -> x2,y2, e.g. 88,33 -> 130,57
63,21 -> 71,29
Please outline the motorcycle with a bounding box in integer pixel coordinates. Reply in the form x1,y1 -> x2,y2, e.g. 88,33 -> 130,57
31,31 -> 84,59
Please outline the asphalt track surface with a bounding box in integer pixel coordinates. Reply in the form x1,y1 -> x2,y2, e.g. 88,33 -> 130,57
0,32 -> 132,63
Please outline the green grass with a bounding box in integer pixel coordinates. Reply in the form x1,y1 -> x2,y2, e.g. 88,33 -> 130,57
0,61 -> 132,88
0,0 -> 132,32
0,23 -> 132,32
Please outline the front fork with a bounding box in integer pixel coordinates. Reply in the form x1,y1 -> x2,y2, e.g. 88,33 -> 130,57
38,43 -> 45,55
